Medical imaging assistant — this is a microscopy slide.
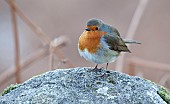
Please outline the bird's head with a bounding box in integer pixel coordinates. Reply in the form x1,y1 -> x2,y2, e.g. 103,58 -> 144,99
85,19 -> 103,31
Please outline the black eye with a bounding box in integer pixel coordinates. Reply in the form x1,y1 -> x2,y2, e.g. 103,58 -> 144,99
95,27 -> 98,30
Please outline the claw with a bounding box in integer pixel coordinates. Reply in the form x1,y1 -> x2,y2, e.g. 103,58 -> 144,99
88,64 -> 100,72
96,73 -> 110,77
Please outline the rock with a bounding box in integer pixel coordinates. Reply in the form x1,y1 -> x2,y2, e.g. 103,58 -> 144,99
0,67 -> 169,104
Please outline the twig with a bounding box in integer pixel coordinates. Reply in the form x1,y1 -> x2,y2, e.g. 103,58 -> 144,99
0,46 -> 49,86
53,49 -> 74,68
5,0 -> 74,68
115,0 -> 148,72
49,51 -> 54,70
127,57 -> 170,72
159,74 -> 170,87
49,36 -> 74,69
2,0 -> 74,87
127,57 -> 170,89
9,0 -> 21,83
6,0 -> 51,45
0,37 -> 72,86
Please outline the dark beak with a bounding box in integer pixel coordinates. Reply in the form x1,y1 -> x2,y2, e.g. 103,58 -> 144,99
85,28 -> 91,31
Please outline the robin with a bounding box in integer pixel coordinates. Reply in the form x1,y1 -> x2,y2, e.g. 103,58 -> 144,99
78,18 -> 140,70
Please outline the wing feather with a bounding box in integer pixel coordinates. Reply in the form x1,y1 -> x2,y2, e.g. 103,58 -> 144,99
103,34 -> 131,52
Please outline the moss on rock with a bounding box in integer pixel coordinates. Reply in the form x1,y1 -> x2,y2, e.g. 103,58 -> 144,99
157,86 -> 170,104
1,84 -> 18,96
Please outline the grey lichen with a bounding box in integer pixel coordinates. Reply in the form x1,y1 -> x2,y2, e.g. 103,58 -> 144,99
0,67 -> 168,104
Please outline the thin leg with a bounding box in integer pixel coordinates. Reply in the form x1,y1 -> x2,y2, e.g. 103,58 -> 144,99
106,63 -> 108,69
88,64 -> 98,72
94,64 -> 98,69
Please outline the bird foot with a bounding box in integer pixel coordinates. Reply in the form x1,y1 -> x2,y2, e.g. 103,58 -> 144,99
88,67 -> 100,72
96,73 -> 110,77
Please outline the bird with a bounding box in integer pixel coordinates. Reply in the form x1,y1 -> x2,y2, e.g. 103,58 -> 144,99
78,18 -> 140,70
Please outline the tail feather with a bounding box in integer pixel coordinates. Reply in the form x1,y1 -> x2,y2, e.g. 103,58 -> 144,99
123,39 -> 141,44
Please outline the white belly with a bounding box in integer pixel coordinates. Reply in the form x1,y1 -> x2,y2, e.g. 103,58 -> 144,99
78,47 -> 120,64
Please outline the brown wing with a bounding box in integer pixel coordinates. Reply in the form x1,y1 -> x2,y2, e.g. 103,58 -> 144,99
103,35 -> 131,53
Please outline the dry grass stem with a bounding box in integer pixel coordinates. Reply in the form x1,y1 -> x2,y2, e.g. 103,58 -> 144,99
0,46 -> 48,86
9,0 -> 21,83
116,0 -> 148,72
1,0 -> 74,88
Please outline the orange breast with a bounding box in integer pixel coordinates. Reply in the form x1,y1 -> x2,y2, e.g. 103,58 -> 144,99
79,30 -> 106,53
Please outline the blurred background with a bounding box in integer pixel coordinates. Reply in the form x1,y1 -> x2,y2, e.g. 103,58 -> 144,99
0,0 -> 170,92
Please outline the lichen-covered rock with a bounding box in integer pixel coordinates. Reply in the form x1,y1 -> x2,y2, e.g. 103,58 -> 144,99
0,67 -> 169,104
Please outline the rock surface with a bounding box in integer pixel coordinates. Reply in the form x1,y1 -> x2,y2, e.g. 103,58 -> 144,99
0,67 -> 169,104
